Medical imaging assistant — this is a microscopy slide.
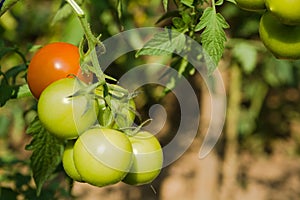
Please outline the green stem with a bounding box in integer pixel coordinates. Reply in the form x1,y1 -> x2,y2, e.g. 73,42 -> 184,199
0,0 -> 20,17
211,0 -> 216,12
65,0 -> 106,84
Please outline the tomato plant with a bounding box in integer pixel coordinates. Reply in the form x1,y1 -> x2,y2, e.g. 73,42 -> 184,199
235,0 -> 265,11
259,11 -> 300,59
122,131 -> 163,186
27,42 -> 92,99
73,128 -> 133,187
4,0 -> 300,198
37,78 -> 99,139
265,0 -> 300,25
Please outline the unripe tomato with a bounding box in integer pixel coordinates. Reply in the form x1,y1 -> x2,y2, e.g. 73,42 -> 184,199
259,12 -> 300,59
122,131 -> 163,185
62,140 -> 83,182
73,128 -> 133,187
235,0 -> 265,11
38,78 -> 98,139
265,0 -> 300,25
27,42 -> 92,99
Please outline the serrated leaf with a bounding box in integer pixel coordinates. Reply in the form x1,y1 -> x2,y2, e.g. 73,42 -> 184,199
136,30 -> 186,57
26,117 -> 64,196
232,42 -> 257,74
195,7 -> 229,74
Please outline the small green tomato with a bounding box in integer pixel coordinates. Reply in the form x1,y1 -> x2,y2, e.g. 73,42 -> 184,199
122,131 -> 163,185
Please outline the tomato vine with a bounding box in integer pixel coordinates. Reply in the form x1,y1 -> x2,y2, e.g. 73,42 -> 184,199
1,0 -> 300,198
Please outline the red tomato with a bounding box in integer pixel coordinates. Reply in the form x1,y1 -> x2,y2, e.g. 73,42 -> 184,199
27,42 -> 92,99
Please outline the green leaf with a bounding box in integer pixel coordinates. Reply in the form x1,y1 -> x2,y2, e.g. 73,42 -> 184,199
195,7 -> 229,74
136,29 -> 186,57
215,0 -> 224,6
180,0 -> 194,8
17,84 -> 33,98
232,42 -> 257,74
172,17 -> 186,30
182,12 -> 192,24
51,3 -> 73,25
26,117 -> 64,196
51,0 -> 83,25
226,0 -> 237,4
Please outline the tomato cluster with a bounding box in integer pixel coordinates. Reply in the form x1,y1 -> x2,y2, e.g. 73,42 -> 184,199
235,0 -> 300,60
64,128 -> 163,186
27,42 -> 163,187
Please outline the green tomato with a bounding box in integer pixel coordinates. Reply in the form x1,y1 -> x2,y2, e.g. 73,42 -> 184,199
96,85 -> 136,129
122,131 -> 163,186
235,0 -> 265,11
259,11 -> 300,59
38,78 -> 98,139
73,128 -> 133,187
266,0 -> 300,25
62,140 -> 83,182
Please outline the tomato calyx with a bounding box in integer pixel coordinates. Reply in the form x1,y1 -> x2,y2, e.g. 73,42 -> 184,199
95,83 -> 138,130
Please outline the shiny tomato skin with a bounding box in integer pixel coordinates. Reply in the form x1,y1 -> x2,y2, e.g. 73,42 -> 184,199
62,140 -> 83,182
27,42 -> 92,99
266,0 -> 300,25
37,78 -> 98,139
235,0 -> 265,11
259,12 -> 300,59
73,128 -> 133,187
122,131 -> 163,185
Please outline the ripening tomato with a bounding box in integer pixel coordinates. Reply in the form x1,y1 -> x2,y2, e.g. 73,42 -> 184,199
122,131 -> 163,185
27,42 -> 92,99
73,128 -> 133,187
38,78 -> 98,139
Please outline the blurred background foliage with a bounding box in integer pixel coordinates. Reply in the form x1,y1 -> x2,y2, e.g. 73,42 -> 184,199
1,0 -> 300,199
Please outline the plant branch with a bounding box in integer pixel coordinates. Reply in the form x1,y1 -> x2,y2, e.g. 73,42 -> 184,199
66,0 -> 106,83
